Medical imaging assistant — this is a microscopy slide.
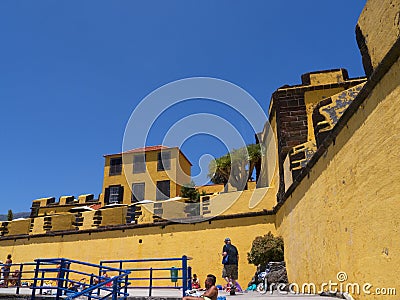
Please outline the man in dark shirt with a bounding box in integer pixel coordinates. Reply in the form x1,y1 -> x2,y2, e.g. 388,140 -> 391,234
222,237 -> 238,287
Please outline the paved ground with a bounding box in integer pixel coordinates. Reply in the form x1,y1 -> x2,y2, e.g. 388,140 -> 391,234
0,287 -> 338,299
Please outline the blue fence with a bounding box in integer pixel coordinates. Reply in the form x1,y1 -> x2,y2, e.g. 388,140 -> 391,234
100,256 -> 192,297
0,261 -> 37,292
0,256 -> 192,298
30,258 -> 130,300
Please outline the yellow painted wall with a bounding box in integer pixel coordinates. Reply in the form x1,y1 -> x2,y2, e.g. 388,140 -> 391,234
48,214 -> 75,232
196,182 -> 257,195
276,57 -> 400,299
30,217 -> 45,235
206,187 -> 276,217
100,207 -> 128,226
37,205 -> 75,216
309,70 -> 345,85
0,215 -> 276,287
357,0 -> 400,71
102,154 -> 130,205
258,114 -> 278,189
196,184 -> 225,194
7,219 -> 30,236
80,210 -> 97,229
177,151 -> 193,193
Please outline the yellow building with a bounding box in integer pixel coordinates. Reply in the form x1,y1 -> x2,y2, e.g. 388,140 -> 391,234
101,145 -> 192,206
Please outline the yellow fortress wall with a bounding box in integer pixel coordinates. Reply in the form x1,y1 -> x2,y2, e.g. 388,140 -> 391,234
0,215 -> 276,286
276,36 -> 400,300
356,0 -> 400,75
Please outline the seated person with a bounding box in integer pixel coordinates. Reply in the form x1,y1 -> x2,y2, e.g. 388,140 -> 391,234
183,274 -> 218,300
94,270 -> 111,287
192,274 -> 200,289
8,270 -> 21,286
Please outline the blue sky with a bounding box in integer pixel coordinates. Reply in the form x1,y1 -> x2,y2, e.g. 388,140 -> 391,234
0,1 -> 366,214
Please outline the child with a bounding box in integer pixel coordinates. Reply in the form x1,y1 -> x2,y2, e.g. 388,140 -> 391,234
192,274 -> 200,289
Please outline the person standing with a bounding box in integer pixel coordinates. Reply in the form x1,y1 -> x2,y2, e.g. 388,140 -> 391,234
3,254 -> 12,287
222,237 -> 238,288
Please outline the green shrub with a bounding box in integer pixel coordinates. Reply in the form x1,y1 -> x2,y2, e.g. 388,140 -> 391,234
247,231 -> 284,266
180,181 -> 200,202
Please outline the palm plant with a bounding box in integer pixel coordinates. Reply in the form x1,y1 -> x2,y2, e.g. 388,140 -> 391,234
208,144 -> 261,191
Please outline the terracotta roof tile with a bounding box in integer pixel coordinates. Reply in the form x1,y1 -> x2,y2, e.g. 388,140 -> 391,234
103,145 -> 192,165
103,145 -> 169,157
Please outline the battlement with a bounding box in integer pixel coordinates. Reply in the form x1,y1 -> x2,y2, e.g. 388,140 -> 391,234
30,194 -> 100,217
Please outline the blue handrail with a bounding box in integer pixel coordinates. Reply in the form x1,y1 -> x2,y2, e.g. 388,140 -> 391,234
100,255 -> 192,297
30,258 -> 130,300
2,256 -> 192,298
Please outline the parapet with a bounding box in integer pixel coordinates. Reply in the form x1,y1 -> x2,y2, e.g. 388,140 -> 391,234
30,194 -> 100,217
300,69 -> 349,86
356,0 -> 400,76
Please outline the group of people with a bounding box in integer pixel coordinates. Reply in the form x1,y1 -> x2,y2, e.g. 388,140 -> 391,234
183,237 -> 239,300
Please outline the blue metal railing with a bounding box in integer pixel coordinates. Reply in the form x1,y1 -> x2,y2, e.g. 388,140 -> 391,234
0,261 -> 37,293
30,258 -> 130,300
100,256 -> 192,297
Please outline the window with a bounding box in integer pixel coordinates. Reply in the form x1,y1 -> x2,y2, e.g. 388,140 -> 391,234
133,154 -> 146,174
157,151 -> 171,171
105,185 -> 124,204
109,157 -> 122,176
132,182 -> 145,202
109,186 -> 120,204
156,180 -> 170,200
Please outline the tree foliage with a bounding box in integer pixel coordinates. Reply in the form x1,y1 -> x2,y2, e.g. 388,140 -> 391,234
208,144 -> 261,190
180,181 -> 200,202
7,209 -> 13,221
247,231 -> 284,267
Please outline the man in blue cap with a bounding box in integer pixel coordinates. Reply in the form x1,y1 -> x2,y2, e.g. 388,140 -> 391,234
222,237 -> 238,290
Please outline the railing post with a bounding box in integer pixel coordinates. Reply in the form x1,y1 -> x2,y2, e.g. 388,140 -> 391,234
188,266 -> 192,290
16,263 -> 23,294
112,278 -> 118,300
88,274 -> 94,300
64,261 -> 71,293
149,267 -> 153,297
31,260 -> 41,300
56,259 -> 66,300
39,271 -> 45,295
97,262 -> 103,296
119,260 -> 123,297
123,274 -> 129,300
182,255 -> 188,298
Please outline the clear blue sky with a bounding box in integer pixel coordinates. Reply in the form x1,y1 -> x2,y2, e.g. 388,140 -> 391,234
0,1 -> 366,214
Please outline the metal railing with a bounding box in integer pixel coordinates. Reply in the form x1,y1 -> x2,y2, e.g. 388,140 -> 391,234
0,261 -> 37,292
100,256 -> 192,297
30,258 -> 130,300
